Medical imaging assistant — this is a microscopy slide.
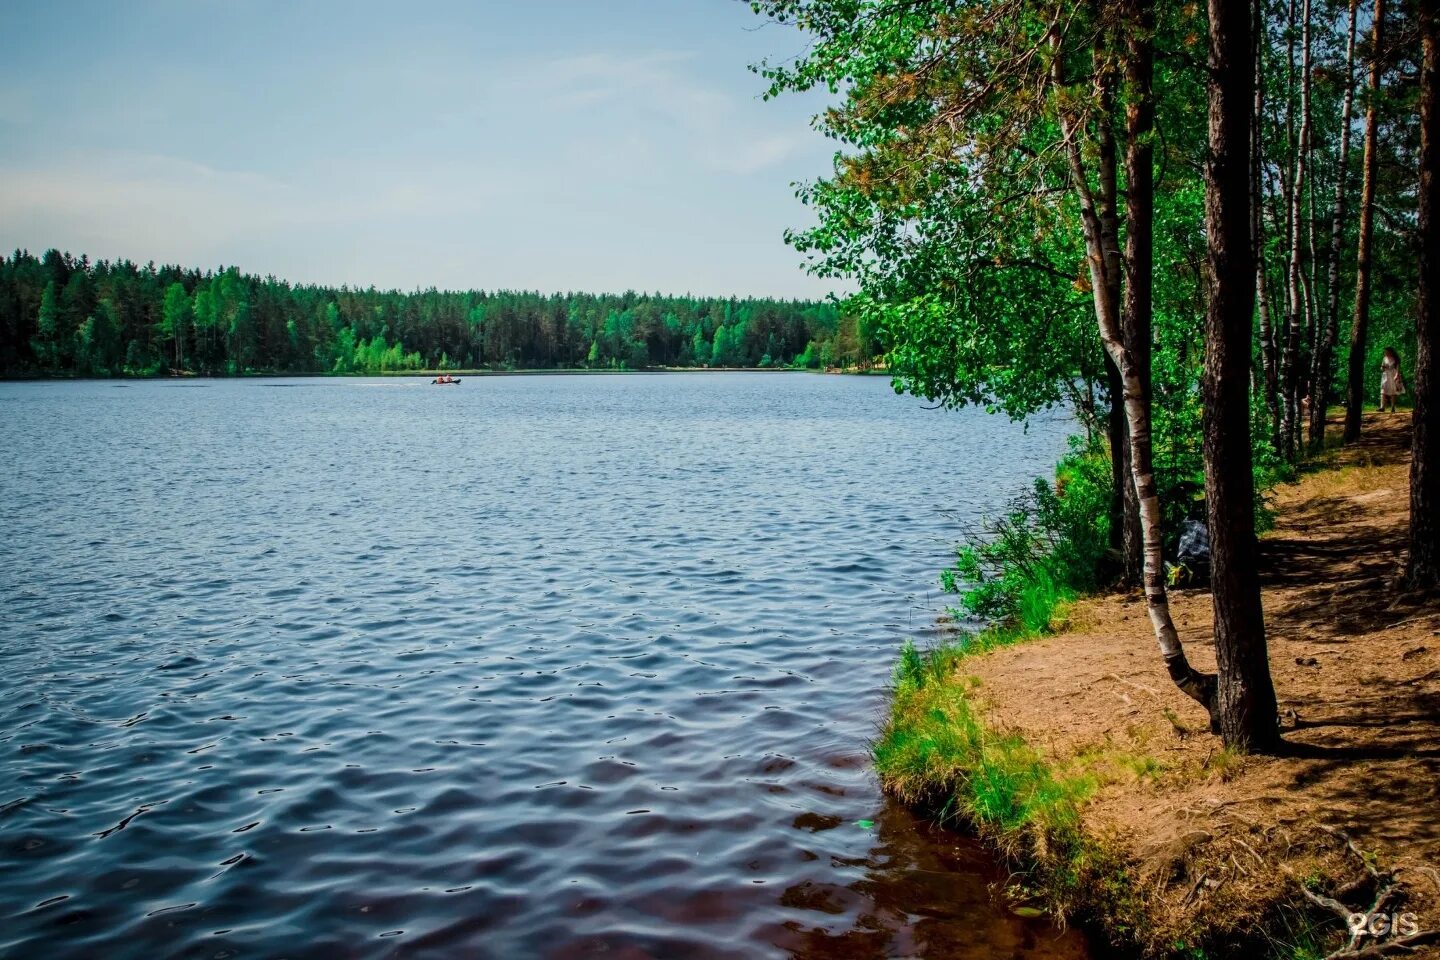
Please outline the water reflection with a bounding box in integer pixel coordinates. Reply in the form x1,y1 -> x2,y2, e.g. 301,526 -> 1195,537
768,801 -> 1087,959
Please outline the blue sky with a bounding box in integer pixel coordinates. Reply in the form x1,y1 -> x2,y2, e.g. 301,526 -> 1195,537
0,1 -> 843,298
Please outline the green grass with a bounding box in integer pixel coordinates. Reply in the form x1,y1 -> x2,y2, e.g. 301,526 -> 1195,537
1016,570 -> 1073,635
873,637 -> 1139,924
876,638 -> 1093,832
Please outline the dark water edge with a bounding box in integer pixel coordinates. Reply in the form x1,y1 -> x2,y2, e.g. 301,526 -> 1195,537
0,374 -> 1089,959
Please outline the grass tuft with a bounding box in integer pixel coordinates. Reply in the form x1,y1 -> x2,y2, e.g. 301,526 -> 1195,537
874,637 -> 1139,927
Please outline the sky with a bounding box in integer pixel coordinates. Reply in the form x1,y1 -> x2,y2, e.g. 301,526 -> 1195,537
0,1 -> 844,299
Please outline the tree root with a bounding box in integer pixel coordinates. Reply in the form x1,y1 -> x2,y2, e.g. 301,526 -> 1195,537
1285,826 -> 1439,959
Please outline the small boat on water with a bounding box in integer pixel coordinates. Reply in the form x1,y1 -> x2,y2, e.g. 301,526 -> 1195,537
431,376 -> 461,385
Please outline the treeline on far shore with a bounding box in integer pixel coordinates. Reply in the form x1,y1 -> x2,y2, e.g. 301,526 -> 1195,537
0,249 -> 883,377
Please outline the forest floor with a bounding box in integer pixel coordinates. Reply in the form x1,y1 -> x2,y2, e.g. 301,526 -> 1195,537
922,412 -> 1440,957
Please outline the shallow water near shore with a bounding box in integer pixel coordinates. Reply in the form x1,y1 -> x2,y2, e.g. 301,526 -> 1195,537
0,373 -> 1087,959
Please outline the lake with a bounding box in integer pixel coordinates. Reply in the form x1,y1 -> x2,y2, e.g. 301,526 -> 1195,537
0,373 -> 1086,959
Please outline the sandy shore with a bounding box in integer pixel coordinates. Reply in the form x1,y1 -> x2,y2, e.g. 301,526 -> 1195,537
883,412 -> 1440,957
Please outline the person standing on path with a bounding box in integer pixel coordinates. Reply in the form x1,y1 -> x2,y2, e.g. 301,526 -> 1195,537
1381,347 -> 1408,413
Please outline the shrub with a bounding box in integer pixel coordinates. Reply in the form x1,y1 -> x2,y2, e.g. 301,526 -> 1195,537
940,438 -> 1112,634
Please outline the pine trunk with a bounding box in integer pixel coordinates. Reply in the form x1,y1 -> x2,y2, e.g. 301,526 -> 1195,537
1345,0 -> 1384,444
1411,1 -> 1440,588
1205,0 -> 1280,750
1308,0 -> 1360,452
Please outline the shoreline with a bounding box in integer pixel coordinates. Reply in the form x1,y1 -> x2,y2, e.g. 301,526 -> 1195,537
878,412 -> 1439,958
0,366 -> 839,382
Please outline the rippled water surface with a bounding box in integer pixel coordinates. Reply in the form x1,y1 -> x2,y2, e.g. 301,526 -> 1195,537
1,374 -> 1086,959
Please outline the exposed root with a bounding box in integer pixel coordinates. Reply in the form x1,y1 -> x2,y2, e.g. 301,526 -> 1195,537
1287,827 -> 1439,960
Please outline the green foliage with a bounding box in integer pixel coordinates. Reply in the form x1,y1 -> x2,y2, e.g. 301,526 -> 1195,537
940,440 -> 1112,634
751,0 -> 1120,430
73,302 -> 120,376
159,282 -> 190,369
0,249 -> 859,377
750,0 -> 1369,567
29,280 -> 62,367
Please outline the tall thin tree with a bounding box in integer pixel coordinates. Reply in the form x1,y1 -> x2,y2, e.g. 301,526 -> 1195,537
1281,0 -> 1314,461
1122,0 -> 1155,591
1254,1 -> 1281,452
1344,0 -> 1384,444
1053,22 -> 1217,722
1205,0 -> 1281,750
1308,0 -> 1360,452
1411,0 -> 1439,589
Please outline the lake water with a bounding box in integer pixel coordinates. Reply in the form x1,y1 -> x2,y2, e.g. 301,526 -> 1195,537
0,373 -> 1086,959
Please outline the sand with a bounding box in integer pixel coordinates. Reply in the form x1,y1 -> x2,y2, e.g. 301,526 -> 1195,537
961,412 -> 1439,956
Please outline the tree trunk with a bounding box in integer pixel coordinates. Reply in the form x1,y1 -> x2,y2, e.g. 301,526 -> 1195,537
1345,0 -> 1384,444
1095,55 -> 1140,586
1054,26 -> 1217,723
1411,1 -> 1440,589
1082,30 -> 1137,587
1123,0 -> 1155,591
1281,0 -> 1314,462
1308,0 -> 1360,453
1106,352 -> 1129,571
1205,0 -> 1280,751
1253,1 -> 1282,453
1276,0 -> 1298,456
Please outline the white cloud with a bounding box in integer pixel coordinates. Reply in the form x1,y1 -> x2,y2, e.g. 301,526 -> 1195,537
517,51 -> 808,176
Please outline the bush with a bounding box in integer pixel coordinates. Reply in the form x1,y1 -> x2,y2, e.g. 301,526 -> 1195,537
940,438 -> 1112,634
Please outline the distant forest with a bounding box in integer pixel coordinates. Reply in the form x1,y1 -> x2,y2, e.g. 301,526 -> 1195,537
0,249 -> 880,376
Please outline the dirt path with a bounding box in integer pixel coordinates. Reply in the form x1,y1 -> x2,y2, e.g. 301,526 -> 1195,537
962,412 -> 1440,955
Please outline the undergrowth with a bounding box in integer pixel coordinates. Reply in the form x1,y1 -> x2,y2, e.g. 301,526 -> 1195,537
874,637 -> 1142,931
940,438 -> 1112,638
